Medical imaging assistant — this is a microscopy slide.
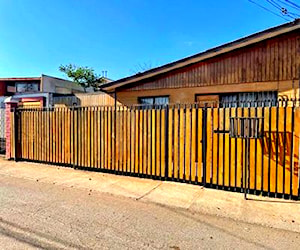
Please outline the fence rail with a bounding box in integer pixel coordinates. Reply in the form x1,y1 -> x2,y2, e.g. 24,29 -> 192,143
11,101 -> 300,200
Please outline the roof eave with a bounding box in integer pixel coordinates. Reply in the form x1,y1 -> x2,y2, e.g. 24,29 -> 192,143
102,19 -> 300,92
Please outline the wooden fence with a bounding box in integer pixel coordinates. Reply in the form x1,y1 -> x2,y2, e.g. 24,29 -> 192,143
10,102 -> 300,199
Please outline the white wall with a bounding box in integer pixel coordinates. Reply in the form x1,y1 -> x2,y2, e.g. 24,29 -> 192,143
41,75 -> 85,94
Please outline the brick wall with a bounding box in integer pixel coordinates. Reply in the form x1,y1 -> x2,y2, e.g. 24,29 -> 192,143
5,102 -> 17,159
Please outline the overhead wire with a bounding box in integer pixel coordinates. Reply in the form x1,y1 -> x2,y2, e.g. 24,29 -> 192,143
265,0 -> 299,19
247,0 -> 291,21
276,0 -> 300,11
285,0 -> 300,10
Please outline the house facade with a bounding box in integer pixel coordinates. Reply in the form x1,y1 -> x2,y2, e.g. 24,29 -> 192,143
102,19 -> 300,106
0,74 -> 84,107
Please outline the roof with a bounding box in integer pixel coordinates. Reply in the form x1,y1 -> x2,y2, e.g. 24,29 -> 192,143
0,74 -> 75,82
102,19 -> 300,92
0,77 -> 41,81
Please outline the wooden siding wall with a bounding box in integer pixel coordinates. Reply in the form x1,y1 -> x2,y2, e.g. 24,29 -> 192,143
53,92 -> 119,107
115,80 -> 299,105
121,31 -> 300,92
10,104 -> 300,198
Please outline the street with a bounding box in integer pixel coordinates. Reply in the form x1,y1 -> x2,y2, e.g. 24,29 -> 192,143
0,174 -> 299,249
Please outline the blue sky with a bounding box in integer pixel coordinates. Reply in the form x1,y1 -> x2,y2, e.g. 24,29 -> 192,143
0,0 -> 295,80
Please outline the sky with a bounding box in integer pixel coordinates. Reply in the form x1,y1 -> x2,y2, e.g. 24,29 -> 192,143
0,0 -> 296,81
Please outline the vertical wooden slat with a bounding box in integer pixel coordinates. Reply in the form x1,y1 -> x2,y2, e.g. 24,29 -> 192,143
50,110 -> 53,163
197,108 -> 203,183
168,107 -> 173,178
41,110 -> 45,162
45,110 -> 49,162
206,108 -> 212,184
262,107 -> 270,192
218,107 -> 224,186
131,107 -> 135,173
236,108 -> 243,188
87,107 -> 91,167
179,107 -> 184,180
147,108 -> 151,176
90,107 -> 94,168
292,108 -> 300,196
127,107 -> 131,173
21,112 -> 24,159
111,107 -> 114,170
161,108 -> 166,178
224,108 -> 230,187
143,108 -> 147,175
97,107 -> 101,168
249,107 -> 256,190
135,108 -> 139,174
277,107 -> 284,194
81,107 -> 85,167
285,107 -> 292,195
115,106 -> 120,171
93,107 -> 98,168
173,106 -> 179,179
185,106 -> 191,181
270,107 -> 277,193
35,110 -> 38,161
107,107 -> 111,170
229,108 -> 236,188
62,108 -> 66,164
212,108 -> 218,185
56,108 -> 60,163
151,108 -> 156,176
139,108 -> 144,175
190,106 -> 196,182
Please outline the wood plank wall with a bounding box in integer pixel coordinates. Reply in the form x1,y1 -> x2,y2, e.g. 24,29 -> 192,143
10,104 -> 300,198
53,92 -> 119,107
122,31 -> 300,92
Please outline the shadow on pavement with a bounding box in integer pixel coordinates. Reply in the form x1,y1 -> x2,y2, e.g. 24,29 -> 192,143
0,217 -> 87,249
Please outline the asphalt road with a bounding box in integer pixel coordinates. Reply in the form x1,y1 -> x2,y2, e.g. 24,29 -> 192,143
0,174 -> 299,250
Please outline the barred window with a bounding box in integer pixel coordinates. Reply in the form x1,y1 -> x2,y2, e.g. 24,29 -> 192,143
138,96 -> 169,105
220,91 -> 277,107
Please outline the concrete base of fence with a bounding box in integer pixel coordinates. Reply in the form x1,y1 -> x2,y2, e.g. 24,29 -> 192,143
0,158 -> 299,233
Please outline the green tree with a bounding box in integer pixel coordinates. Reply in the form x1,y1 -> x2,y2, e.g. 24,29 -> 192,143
59,64 -> 104,91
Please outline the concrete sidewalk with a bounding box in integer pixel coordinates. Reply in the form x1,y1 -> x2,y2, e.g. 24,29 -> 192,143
0,158 -> 299,233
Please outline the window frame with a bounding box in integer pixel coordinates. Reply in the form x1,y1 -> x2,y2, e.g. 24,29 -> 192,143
195,91 -> 278,107
16,81 -> 40,93
138,95 -> 170,105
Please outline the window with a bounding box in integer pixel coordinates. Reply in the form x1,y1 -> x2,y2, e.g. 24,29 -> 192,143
195,94 -> 219,107
138,96 -> 169,105
220,91 -> 277,107
16,82 -> 39,93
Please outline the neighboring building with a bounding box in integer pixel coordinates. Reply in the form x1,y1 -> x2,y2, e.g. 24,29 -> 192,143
101,19 -> 300,106
0,74 -> 84,107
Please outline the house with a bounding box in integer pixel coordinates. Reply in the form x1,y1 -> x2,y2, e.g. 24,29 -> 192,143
0,74 -> 84,108
101,19 -> 300,106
